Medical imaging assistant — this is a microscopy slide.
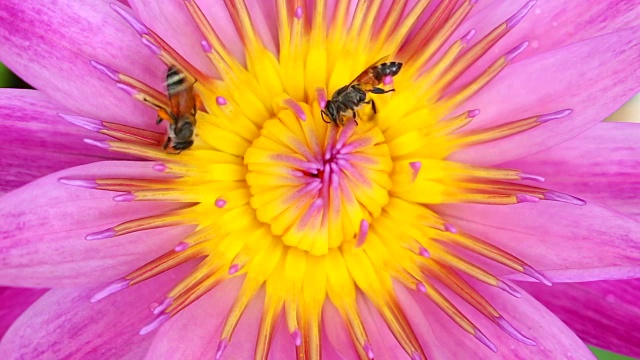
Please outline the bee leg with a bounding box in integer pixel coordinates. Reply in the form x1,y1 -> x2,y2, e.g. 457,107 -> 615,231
363,100 -> 377,115
156,108 -> 175,125
193,93 -> 203,115
162,136 -> 171,149
371,87 -> 395,94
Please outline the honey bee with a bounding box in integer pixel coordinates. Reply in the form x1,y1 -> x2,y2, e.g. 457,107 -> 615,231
156,66 -> 200,152
322,57 -> 403,126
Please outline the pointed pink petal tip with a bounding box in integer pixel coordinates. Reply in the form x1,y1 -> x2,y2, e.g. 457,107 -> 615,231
291,329 -> 302,346
153,163 -> 167,172
497,280 -> 522,298
228,263 -> 240,275
283,98 -> 307,121
355,219 -> 369,247
505,41 -> 529,62
91,277 -> 130,302
495,316 -> 537,346
363,341 -> 375,359
409,161 -> 421,181
215,197 -> 227,208
58,178 -> 98,189
416,282 -> 427,293
294,6 -> 303,20
89,60 -> 120,81
537,109 -> 573,123
83,138 -> 111,149
216,96 -> 227,106
474,329 -> 498,353
516,194 -> 540,203
443,223 -> 458,233
215,339 -> 229,360
113,193 -> 136,202
110,2 -> 149,35
543,190 -> 586,206
461,29 -> 476,46
506,0 -> 537,29
467,109 -> 480,118
152,297 -> 173,315
116,82 -> 139,97
140,314 -> 170,335
141,37 -> 162,56
59,113 -> 105,132
174,241 -> 189,252
519,172 -> 545,182
85,228 -> 117,241
201,39 -> 213,53
523,266 -> 552,286
419,247 -> 431,258
316,88 -> 327,109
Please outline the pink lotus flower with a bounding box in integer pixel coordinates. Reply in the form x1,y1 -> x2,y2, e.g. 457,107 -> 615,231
1,0 -> 640,359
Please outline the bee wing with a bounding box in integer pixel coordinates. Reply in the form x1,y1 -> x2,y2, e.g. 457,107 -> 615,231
166,67 -> 184,112
167,89 -> 184,117
347,55 -> 390,86
166,66 -> 199,118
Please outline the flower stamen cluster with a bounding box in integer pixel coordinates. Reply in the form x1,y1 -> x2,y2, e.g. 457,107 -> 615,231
57,0 -> 590,358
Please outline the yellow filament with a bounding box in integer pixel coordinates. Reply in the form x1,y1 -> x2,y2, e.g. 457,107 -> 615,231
382,0 -> 434,56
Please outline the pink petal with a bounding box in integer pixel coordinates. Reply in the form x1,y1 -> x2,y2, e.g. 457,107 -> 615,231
459,0 -> 640,63
520,278 -> 640,358
266,310 -> 296,360
355,295 -> 409,359
437,201 -> 640,282
0,287 -> 47,339
128,0 -> 218,76
0,263 -> 193,359
397,282 -> 596,359
129,0 -> 245,71
390,283 -> 446,359
244,1 -> 278,53
143,278 -> 244,359
502,122 -> 640,220
0,0 -> 164,129
0,161 -> 193,288
451,27 -> 640,165
0,89 -> 126,194
322,302 -> 360,359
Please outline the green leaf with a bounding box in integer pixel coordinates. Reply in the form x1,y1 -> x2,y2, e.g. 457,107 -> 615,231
591,347 -> 637,360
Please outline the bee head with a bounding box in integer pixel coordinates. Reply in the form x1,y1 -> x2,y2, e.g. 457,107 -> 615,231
174,118 -> 195,141
321,101 -> 338,124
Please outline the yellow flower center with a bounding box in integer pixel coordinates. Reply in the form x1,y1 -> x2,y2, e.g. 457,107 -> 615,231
60,1 -> 586,359
245,111 -> 391,254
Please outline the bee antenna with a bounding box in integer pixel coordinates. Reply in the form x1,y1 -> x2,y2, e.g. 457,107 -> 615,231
321,110 -> 331,123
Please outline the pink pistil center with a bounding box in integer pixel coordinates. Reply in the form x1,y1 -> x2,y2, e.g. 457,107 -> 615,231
244,113 -> 391,255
